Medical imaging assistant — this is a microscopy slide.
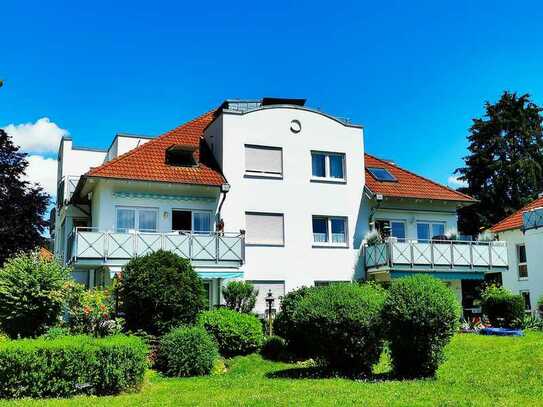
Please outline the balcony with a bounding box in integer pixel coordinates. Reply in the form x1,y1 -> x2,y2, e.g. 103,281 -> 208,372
523,207 -> 543,231
67,228 -> 245,268
57,176 -> 80,208
364,238 -> 508,281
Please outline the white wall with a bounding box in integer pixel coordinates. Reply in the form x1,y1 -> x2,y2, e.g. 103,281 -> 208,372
498,228 -> 543,311
58,138 -> 106,178
206,106 -> 365,293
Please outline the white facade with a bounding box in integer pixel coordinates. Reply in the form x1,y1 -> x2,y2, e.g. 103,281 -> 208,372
204,106 -> 365,294
495,212 -> 543,314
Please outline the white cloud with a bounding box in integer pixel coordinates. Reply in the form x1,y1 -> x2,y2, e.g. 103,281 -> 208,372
24,155 -> 58,197
3,117 -> 68,153
448,175 -> 467,188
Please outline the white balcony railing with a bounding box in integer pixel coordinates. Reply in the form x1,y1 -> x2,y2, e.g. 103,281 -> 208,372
67,228 -> 245,266
523,207 -> 543,231
365,238 -> 508,271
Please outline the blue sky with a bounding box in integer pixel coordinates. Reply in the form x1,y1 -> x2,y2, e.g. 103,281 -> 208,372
2,0 -> 543,196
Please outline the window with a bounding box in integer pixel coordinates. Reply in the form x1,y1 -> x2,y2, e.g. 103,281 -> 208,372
520,290 -> 531,311
314,281 -> 351,287
311,152 -> 345,181
245,145 -> 283,177
517,244 -> 528,279
172,210 -> 212,234
416,222 -> 445,241
245,212 -> 284,245
375,219 -> 406,241
312,216 -> 348,246
116,207 -> 158,232
367,167 -> 396,182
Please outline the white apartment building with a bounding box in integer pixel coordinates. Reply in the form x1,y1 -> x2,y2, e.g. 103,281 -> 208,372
491,197 -> 543,314
53,97 -> 509,314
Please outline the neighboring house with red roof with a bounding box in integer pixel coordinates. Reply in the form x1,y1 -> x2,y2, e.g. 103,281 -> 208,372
52,97 -> 510,314
491,196 -> 543,314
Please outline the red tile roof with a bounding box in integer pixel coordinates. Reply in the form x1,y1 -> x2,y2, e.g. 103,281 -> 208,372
364,154 -> 475,203
491,196 -> 543,233
86,111 -> 225,186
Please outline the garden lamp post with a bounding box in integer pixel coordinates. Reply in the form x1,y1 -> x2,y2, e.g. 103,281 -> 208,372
265,289 -> 275,336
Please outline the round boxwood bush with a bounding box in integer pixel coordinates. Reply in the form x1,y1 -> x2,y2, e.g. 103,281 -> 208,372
481,285 -> 525,328
382,275 -> 461,378
119,250 -> 205,336
273,286 -> 312,356
198,308 -> 264,357
156,326 -> 218,377
260,335 -> 289,361
290,283 -> 386,373
0,252 -> 72,338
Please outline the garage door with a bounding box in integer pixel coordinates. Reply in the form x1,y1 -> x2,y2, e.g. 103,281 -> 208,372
248,280 -> 285,315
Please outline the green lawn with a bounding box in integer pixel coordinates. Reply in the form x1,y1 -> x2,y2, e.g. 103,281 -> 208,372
3,332 -> 543,406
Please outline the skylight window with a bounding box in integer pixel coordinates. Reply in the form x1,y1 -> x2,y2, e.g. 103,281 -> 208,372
367,167 -> 397,182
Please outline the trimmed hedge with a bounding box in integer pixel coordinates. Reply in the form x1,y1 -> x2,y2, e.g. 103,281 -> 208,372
0,335 -> 148,399
120,250 -> 205,336
156,326 -> 218,377
290,283 -> 387,372
273,286 -> 312,356
382,275 -> 461,378
260,335 -> 289,361
198,308 -> 264,357
481,285 -> 525,328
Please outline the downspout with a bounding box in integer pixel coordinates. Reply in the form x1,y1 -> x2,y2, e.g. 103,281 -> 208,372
216,183 -> 230,232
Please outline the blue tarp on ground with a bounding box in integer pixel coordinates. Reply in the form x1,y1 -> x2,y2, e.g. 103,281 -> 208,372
479,327 -> 524,336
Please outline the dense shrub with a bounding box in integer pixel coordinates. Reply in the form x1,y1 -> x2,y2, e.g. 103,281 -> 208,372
0,335 -> 148,399
289,283 -> 386,372
222,281 -> 258,313
0,252 -> 72,338
260,335 -> 289,361
198,308 -> 264,357
41,326 -> 71,340
273,286 -> 312,356
156,326 -> 218,377
64,281 -> 122,337
382,275 -> 461,378
119,250 -> 205,335
481,285 -> 525,328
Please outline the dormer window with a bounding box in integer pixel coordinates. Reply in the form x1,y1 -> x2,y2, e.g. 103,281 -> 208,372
166,144 -> 198,167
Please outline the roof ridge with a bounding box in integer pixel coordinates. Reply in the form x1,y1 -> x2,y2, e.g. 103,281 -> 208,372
87,109 -> 217,177
364,153 -> 476,202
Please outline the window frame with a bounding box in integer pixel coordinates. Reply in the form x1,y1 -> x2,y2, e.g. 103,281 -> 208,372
115,206 -> 159,233
416,221 -> 446,241
171,208 -> 213,234
244,144 -> 283,179
517,244 -> 528,280
312,215 -> 349,248
375,219 -> 407,241
245,212 -> 285,246
310,151 -> 347,183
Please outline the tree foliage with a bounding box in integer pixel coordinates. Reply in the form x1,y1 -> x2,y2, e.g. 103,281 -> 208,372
0,129 -> 49,265
221,281 -> 258,313
455,92 -> 543,235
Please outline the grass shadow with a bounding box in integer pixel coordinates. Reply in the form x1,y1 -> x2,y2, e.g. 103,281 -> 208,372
266,366 -> 395,382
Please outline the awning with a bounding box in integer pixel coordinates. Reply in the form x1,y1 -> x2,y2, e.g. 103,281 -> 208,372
195,268 -> 243,279
390,271 -> 485,281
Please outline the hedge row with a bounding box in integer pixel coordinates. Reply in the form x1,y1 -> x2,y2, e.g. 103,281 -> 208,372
275,276 -> 461,378
0,335 -> 148,399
